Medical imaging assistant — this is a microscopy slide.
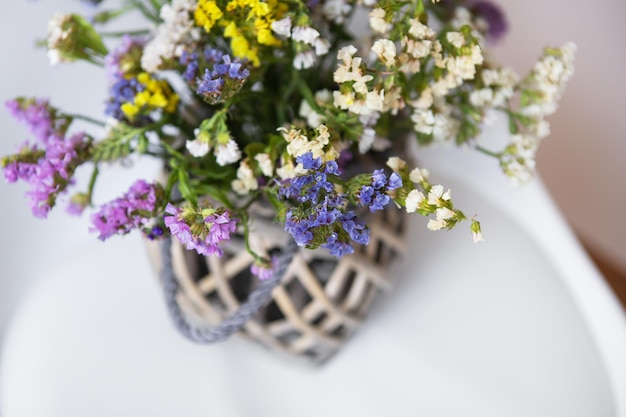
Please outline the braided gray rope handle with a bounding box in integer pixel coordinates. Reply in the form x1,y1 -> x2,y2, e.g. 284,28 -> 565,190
160,236 -> 298,344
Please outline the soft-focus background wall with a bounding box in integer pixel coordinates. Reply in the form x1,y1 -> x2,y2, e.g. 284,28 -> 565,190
0,0 -> 624,357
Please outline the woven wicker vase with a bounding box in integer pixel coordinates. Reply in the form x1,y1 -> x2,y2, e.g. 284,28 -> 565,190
152,205 -> 407,363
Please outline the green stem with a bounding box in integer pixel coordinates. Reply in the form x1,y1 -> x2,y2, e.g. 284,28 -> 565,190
100,29 -> 151,38
474,145 -> 501,159
68,114 -> 107,127
87,164 -> 99,204
242,215 -> 267,263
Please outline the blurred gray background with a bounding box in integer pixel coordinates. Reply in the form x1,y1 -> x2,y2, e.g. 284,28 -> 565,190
0,0 -> 624,359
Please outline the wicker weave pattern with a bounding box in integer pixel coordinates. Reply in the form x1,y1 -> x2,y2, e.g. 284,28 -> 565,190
163,207 -> 407,363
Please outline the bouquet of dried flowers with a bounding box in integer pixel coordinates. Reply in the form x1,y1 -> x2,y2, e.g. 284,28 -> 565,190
2,0 -> 575,279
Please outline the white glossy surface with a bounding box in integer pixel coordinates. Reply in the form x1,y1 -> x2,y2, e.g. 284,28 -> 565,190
2,141 -> 625,416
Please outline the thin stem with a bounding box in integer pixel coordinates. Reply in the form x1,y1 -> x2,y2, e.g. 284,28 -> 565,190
87,164 -> 99,204
474,145 -> 501,159
68,114 -> 107,127
242,214 -> 267,264
100,29 -> 151,38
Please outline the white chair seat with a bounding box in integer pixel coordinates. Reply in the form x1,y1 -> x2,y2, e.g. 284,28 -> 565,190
3,140 -> 626,417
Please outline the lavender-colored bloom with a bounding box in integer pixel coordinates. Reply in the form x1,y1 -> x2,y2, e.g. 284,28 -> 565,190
197,69 -> 225,95
6,98 -> 58,144
195,54 -> 249,104
469,1 -> 508,43
164,203 -> 237,257
251,256 -> 277,280
90,179 -> 158,240
387,172 -> 402,190
105,77 -> 145,121
204,47 -> 224,63
356,169 -> 400,213
371,169 -> 387,189
358,186 -> 374,206
164,203 -> 193,246
146,225 -> 164,240
279,153 -> 371,256
340,211 -> 370,245
322,233 -> 354,257
370,193 -> 390,212
296,152 -> 322,171
205,211 -> 237,246
105,35 -> 146,82
180,51 -> 200,83
324,160 -> 340,176
13,132 -> 90,218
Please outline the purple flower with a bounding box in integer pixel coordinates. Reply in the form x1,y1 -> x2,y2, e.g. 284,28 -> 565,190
4,132 -> 90,218
356,169 -> 401,213
195,54 -> 249,104
251,256 -> 277,280
5,98 -> 62,144
104,35 -> 146,82
279,153 -> 371,256
387,172 -> 402,190
164,203 -> 238,257
296,152 -> 322,171
469,1 -> 508,44
205,211 -> 237,246
164,203 -> 193,246
180,51 -> 199,82
321,232 -> 354,257
90,180 -> 159,240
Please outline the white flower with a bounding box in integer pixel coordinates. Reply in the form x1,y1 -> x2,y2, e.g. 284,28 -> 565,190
369,8 -> 391,34
411,109 -> 435,134
186,139 -> 210,157
428,185 -> 450,204
271,17 -> 292,37
435,207 -> 456,221
232,161 -> 258,195
386,156 -> 407,172
255,153 -> 274,177
405,189 -> 425,213
314,38 -> 330,56
372,39 -> 397,67
409,167 -> 429,183
472,229 -> 484,243
411,88 -> 433,110
47,49 -> 62,66
215,139 -> 241,165
469,88 -> 494,107
141,0 -> 197,72
427,219 -> 447,231
358,128 -> 376,154
446,31 -> 465,48
408,18 -> 435,39
337,45 -> 358,64
294,50 -> 316,69
292,27 -> 320,45
323,0 -> 352,24
299,100 -> 324,128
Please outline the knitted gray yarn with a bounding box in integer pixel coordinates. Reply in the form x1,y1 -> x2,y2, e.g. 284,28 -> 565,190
160,237 -> 297,344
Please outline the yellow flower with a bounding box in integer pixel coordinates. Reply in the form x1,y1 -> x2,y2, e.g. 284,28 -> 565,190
121,102 -> 139,120
195,0 -> 224,32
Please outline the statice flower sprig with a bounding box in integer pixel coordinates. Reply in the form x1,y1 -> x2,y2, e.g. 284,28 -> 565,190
2,0 -> 575,277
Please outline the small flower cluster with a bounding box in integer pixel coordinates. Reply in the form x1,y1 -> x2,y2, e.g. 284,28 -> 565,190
164,203 -> 238,257
91,180 -> 162,240
106,72 -> 180,124
354,170 -> 403,213
2,99 -> 90,218
193,52 -> 250,104
2,0 -> 576,279
498,43 -> 577,183
279,152 -> 370,257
